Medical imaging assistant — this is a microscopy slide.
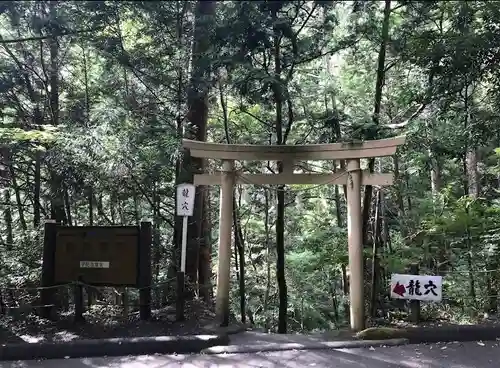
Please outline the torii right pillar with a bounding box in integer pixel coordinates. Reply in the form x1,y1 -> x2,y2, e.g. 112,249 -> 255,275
346,159 -> 364,331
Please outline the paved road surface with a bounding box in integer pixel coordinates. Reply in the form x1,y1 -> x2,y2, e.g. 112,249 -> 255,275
1,340 -> 499,368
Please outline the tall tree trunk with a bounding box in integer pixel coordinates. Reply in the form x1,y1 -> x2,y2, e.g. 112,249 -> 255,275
360,0 -> 391,325
341,264 -> 349,321
426,115 -> 441,198
334,158 -> 349,320
110,191 -> 116,224
3,187 -> 13,251
461,8 -> 478,307
429,149 -> 442,195
466,149 -> 479,197
181,0 -> 216,294
95,193 -> 112,224
0,150 -> 7,182
361,0 -> 391,245
380,186 -> 391,292
133,191 -> 140,224
459,2 -> 479,311
464,149 -> 478,309
334,164 -> 343,228
7,155 -> 27,231
33,113 -> 42,228
169,0 -> 190,298
204,189 -> 214,301
64,185 -> 72,226
232,193 -> 246,324
88,187 -> 94,225
263,189 -> 272,331
198,174 -> 212,301
325,57 -> 347,202
82,45 -> 90,127
48,2 -> 64,223
272,7 -> 288,334
328,93 -> 348,320
220,78 -> 246,322
82,45 -> 93,226
1,147 -> 13,250
370,189 -> 382,317
2,32 -> 43,227
393,156 -> 405,239
152,183 -> 162,307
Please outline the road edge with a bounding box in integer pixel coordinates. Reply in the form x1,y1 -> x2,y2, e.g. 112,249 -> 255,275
201,338 -> 409,354
0,334 -> 230,361
356,325 -> 500,344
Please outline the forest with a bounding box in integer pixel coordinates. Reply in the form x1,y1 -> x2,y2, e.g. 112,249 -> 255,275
2,0 -> 500,335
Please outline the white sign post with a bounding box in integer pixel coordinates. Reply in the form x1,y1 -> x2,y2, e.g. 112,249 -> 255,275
390,274 -> 443,302
176,183 -> 195,321
176,183 -> 196,273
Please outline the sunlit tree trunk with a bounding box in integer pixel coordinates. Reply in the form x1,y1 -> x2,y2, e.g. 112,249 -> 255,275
271,6 -> 288,333
47,1 -> 65,224
182,0 -> 216,296
7,154 -> 27,231
362,0 -> 391,245
3,188 -> 13,251
263,188 -> 272,331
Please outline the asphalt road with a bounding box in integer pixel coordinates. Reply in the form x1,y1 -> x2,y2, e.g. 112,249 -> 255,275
1,340 -> 499,368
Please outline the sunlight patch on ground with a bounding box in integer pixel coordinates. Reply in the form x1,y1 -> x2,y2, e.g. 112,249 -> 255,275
54,331 -> 80,341
19,335 -> 44,343
18,330 -> 80,343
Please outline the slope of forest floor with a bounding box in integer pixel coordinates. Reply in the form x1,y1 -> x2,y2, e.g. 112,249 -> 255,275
0,299 -> 218,344
2,301 -> 500,345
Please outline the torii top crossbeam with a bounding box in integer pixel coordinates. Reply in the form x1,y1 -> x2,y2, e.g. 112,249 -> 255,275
182,135 -> 406,161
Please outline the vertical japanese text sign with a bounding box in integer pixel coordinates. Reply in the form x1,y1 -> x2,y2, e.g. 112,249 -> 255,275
176,183 -> 195,273
177,183 -> 195,217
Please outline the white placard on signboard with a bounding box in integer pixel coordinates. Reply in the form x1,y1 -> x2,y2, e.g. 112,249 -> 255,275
176,183 -> 196,217
390,274 -> 442,302
80,261 -> 110,269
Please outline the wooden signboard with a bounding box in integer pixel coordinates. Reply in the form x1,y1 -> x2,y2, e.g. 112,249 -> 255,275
53,226 -> 139,286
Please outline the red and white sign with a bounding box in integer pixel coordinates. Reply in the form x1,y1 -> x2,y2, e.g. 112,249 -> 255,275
390,274 -> 442,302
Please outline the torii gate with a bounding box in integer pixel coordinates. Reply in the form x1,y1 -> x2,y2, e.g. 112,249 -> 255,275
182,136 -> 406,331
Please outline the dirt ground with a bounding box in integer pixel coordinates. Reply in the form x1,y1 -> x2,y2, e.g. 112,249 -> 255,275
3,300 -> 500,345
0,299 -> 217,344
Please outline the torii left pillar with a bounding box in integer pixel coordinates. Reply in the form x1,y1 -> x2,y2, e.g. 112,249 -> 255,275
215,159 -> 234,326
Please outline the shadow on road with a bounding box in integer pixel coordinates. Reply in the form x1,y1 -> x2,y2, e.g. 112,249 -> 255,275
0,350 -> 405,368
1,341 -> 498,367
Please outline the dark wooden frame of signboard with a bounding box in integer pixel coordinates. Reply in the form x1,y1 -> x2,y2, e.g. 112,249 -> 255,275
53,225 -> 140,287
40,221 -> 152,320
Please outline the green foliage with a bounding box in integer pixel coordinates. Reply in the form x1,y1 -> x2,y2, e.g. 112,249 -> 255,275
0,126 -> 57,145
2,0 -> 500,333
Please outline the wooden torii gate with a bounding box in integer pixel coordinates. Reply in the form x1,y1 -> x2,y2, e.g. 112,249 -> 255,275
182,136 -> 406,331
